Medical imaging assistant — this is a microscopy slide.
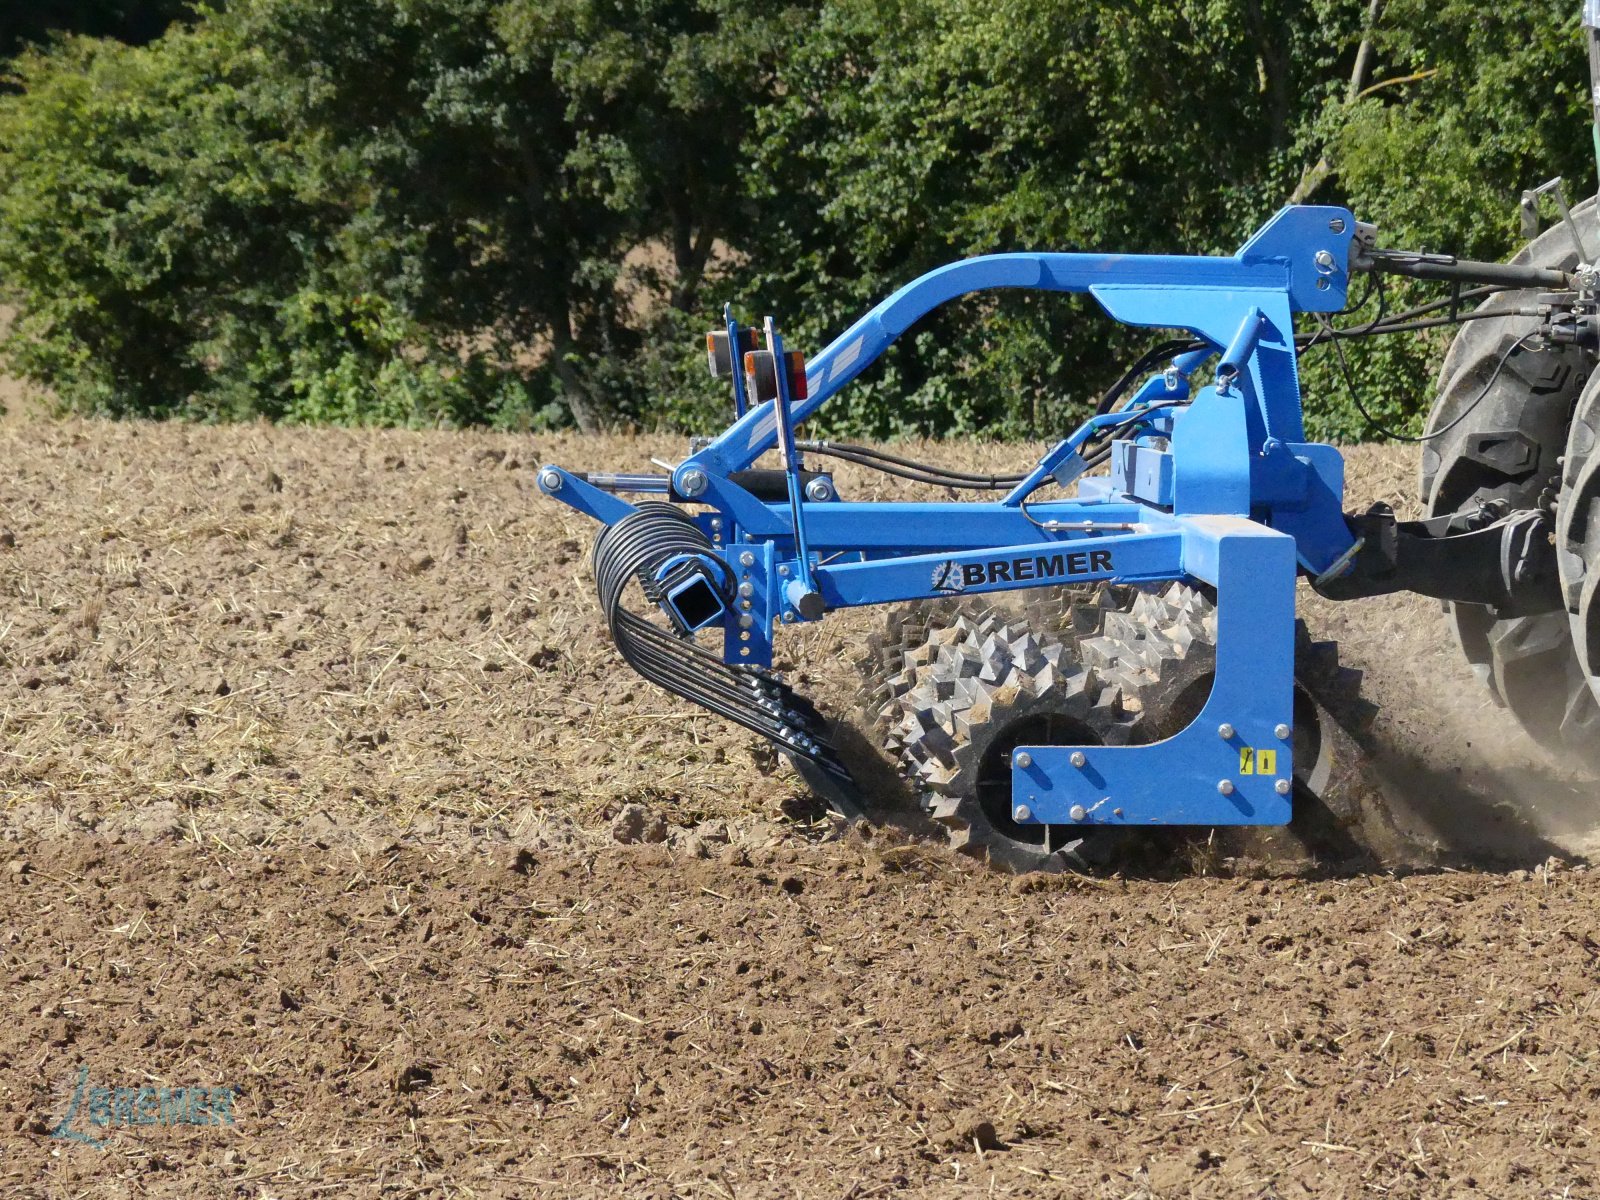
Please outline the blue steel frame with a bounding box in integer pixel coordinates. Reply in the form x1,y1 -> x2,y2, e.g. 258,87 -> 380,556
539,206 -> 1365,831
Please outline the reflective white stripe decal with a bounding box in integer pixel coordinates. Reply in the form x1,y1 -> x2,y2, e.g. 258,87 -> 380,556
828,335 -> 865,381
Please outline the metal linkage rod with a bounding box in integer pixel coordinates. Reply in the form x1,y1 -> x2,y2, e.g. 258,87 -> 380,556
1360,248 -> 1571,290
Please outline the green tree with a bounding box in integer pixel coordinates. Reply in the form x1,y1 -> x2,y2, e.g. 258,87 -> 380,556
0,0 -> 802,428
728,0 -> 1366,439
1293,0 -> 1594,438
1322,0 -> 1591,258
0,0 -> 1594,437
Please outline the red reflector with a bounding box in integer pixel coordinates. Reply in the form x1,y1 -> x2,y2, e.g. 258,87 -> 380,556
786,351 -> 808,400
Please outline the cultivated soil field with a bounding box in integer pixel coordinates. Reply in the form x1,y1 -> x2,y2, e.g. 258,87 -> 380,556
0,418 -> 1597,1197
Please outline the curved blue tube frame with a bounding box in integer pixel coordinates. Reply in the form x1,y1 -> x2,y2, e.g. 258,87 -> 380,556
675,206 -> 1356,489
541,205 -> 1372,831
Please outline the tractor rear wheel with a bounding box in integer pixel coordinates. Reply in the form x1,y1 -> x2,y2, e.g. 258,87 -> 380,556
1420,201 -> 1600,768
1558,372 -> 1600,719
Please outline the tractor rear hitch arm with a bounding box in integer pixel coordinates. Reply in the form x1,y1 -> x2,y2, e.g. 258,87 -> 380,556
1313,502 -> 1562,618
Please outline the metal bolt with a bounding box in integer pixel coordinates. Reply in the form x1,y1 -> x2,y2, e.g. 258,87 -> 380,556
740,599 -> 752,611
1113,807 -> 1124,818
710,518 -> 722,530
538,469 -> 562,492
1218,780 -> 1236,796
1068,805 -> 1087,822
739,551 -> 756,567
738,582 -> 753,598
1328,217 -> 1347,234
778,565 -> 790,578
1069,750 -> 1086,768
1314,249 -> 1337,271
1015,805 -> 1032,822
678,468 -> 709,498
1014,751 -> 1033,769
1217,723 -> 1235,740
739,614 -> 753,629
1275,779 -> 1292,795
804,477 -> 835,502
783,612 -> 796,623
1275,723 -> 1291,740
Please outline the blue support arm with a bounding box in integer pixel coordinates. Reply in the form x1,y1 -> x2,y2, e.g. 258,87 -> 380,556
674,206 -> 1356,494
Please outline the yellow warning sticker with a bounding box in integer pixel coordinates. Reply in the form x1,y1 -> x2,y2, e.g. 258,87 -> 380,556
1238,748 -> 1279,776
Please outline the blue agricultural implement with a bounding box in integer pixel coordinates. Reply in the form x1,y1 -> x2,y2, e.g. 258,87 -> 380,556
540,18 -> 1600,869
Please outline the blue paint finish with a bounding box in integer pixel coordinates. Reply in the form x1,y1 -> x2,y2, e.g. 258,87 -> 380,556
1216,306 -> 1268,391
696,474 -> 792,535
537,466 -> 637,525
683,498 -> 1154,553
1171,387 -> 1251,516
724,537 -> 777,668
1012,517 -> 1297,826
1253,441 -> 1357,575
677,206 -> 1356,486
1247,294 -> 1306,444
1111,440 -> 1175,507
764,317 -> 818,601
1235,205 -> 1357,312
724,304 -> 751,419
1004,404 -> 1185,507
539,204 -> 1381,830
1089,287 -> 1304,448
662,571 -> 728,633
815,530 -> 1186,609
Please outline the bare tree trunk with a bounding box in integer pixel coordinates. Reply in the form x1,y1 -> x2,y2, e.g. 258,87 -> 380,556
1289,0 -> 1386,204
1345,0 -> 1386,104
670,222 -> 716,312
547,303 -> 603,434
1245,0 -> 1294,152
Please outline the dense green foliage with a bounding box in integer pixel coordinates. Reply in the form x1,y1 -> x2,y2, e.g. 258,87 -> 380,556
0,0 -> 1593,437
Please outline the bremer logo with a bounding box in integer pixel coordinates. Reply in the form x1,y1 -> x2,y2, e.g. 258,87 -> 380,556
961,548 -> 1114,588
930,560 -> 967,593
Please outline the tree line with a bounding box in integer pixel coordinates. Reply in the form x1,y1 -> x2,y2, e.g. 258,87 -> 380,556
0,1 -> 1590,440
